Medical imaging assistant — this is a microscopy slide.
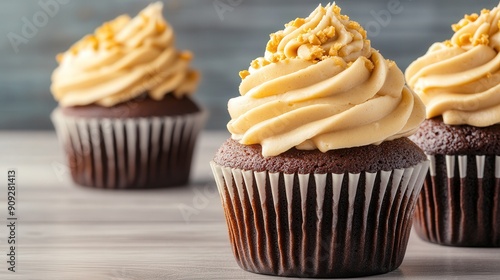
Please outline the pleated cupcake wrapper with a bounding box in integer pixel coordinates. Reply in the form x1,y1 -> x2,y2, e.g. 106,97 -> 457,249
414,154 -> 500,246
210,160 -> 429,278
51,108 -> 207,189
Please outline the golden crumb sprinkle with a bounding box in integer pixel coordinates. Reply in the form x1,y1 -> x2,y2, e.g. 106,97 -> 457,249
250,59 -> 259,69
328,46 -> 338,56
239,70 -> 250,79
333,42 -> 343,51
286,18 -> 306,28
364,58 -> 375,71
459,33 -> 472,45
187,70 -> 200,81
347,22 -> 361,31
140,13 -> 149,23
361,29 -> 367,38
298,44 -> 324,61
474,34 -> 489,46
316,26 -> 336,44
180,51 -> 193,61
296,35 -> 306,43
331,56 -> 346,67
89,36 -> 99,50
465,13 -> 479,22
269,53 -> 286,63
333,5 -> 341,15
307,34 -> 322,45
452,19 -> 469,32
156,21 -> 166,33
444,40 -> 453,47
103,40 -> 120,50
316,31 -> 328,44
56,53 -> 64,63
339,14 -> 349,21
250,58 -> 271,69
96,23 -> 114,40
324,26 -> 336,38
266,32 -> 284,53
71,35 -> 100,52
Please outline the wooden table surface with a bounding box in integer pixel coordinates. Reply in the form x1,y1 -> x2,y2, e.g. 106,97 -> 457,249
0,131 -> 499,280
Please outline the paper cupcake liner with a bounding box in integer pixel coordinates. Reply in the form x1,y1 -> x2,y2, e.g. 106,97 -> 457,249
210,160 -> 429,278
51,108 -> 207,189
414,154 -> 500,247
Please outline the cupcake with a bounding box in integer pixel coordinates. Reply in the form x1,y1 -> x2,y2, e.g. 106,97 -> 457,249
211,3 -> 428,278
51,2 -> 207,189
406,4 -> 500,247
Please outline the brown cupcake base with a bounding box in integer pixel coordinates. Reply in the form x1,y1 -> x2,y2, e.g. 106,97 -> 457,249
414,154 -> 500,246
211,161 -> 429,278
52,108 -> 207,189
60,95 -> 201,118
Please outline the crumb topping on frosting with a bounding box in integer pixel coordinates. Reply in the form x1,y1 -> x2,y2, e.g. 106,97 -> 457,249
405,3 -> 500,127
241,3 -> 371,78
229,3 -> 425,157
447,7 -> 500,49
51,2 -> 199,107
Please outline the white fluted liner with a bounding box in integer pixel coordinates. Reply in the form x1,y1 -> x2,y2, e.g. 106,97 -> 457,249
51,108 -> 207,189
210,160 -> 429,278
427,155 -> 500,179
446,155 -> 455,178
476,156 -> 485,179
458,156 -> 467,179
415,154 -> 500,247
428,154 -> 436,176
496,156 -> 500,178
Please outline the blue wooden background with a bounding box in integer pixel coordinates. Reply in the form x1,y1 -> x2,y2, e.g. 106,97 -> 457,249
0,0 -> 497,130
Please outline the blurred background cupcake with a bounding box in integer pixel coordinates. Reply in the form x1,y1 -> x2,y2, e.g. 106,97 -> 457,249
406,4 -> 500,246
51,2 -> 207,189
211,3 -> 429,278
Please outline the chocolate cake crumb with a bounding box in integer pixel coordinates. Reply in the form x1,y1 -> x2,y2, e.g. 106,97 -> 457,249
410,117 -> 500,155
214,137 -> 426,174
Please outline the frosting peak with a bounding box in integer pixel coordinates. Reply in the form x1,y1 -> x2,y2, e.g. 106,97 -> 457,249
449,7 -> 500,50
406,4 -> 500,127
229,3 -> 425,157
51,2 -> 199,107
240,3 -> 371,79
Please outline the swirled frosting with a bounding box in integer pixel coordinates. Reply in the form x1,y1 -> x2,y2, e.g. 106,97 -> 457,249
228,3 -> 425,157
51,2 -> 199,107
406,4 -> 500,127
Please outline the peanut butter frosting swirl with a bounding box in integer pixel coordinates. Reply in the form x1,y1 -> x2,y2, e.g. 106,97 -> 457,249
51,2 -> 199,107
228,3 -> 425,157
406,4 -> 500,127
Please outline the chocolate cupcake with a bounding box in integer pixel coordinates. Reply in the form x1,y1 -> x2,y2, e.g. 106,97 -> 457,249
406,4 -> 500,246
51,2 -> 207,189
211,3 -> 429,278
